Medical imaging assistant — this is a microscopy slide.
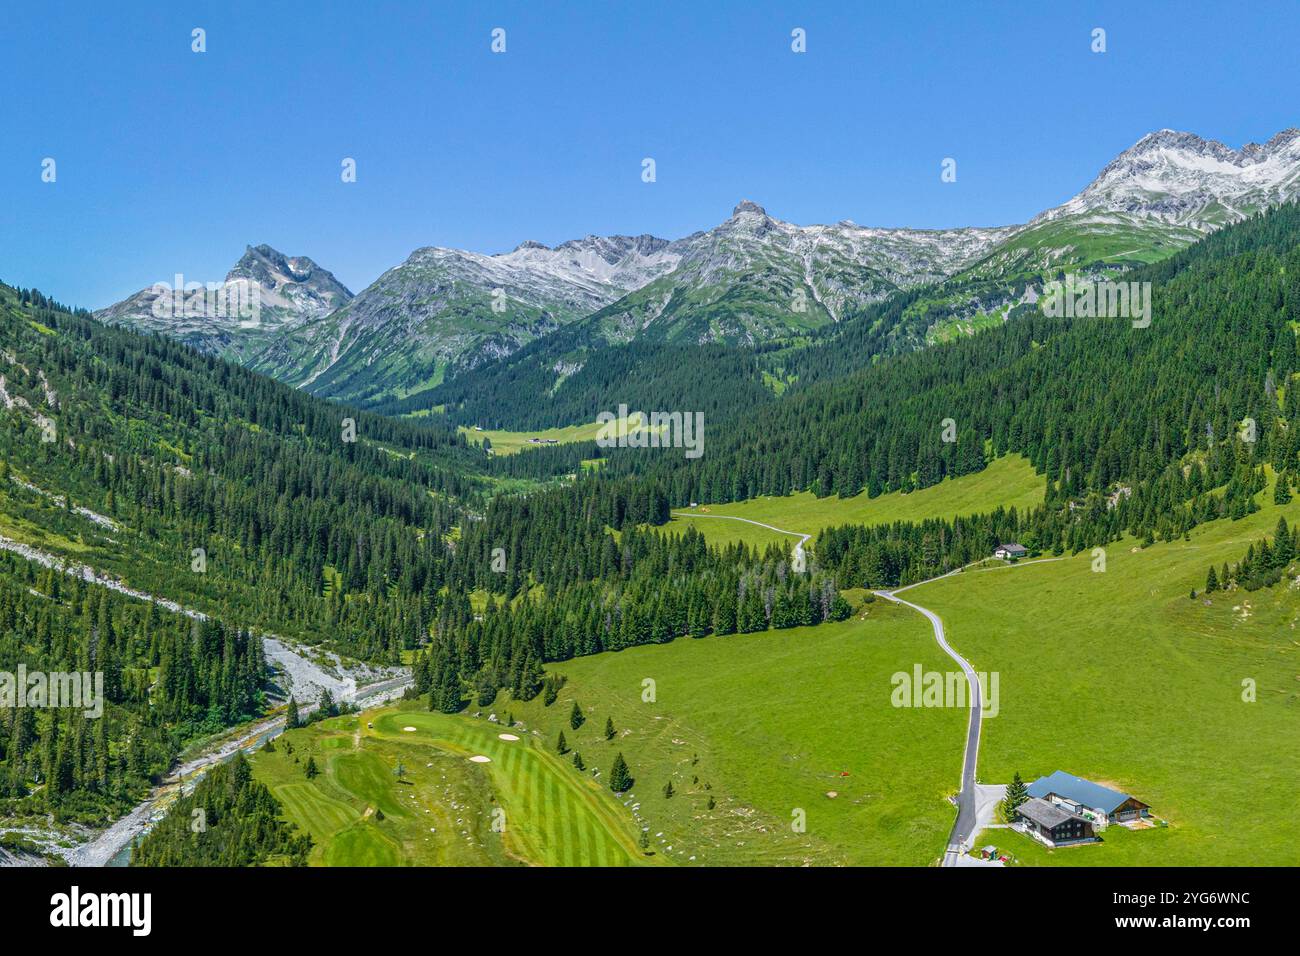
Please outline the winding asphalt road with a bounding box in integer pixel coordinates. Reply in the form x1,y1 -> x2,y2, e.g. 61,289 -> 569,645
878,560 -> 1063,862
391,533 -> 1020,870
875,586 -> 982,867
673,508 -> 992,867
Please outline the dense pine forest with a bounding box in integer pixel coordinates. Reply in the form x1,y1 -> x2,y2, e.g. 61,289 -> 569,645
418,522 -> 851,711
424,205 -> 1300,601
0,282 -> 487,662
0,550 -> 264,824
386,337 -> 775,432
131,753 -> 310,866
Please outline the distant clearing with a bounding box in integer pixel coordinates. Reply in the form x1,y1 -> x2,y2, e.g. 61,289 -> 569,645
459,413 -> 663,456
669,454 -> 1043,549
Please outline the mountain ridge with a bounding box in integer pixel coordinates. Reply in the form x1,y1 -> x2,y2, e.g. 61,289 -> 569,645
97,126 -> 1300,411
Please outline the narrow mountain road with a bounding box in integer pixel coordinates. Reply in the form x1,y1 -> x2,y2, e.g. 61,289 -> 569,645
670,510 -> 811,555
672,509 -> 983,863
879,556 -> 1061,865
874,586 -> 982,867
676,510 -> 1056,866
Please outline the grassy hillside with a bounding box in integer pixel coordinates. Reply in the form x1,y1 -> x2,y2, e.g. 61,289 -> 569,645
913,476 -> 1300,866
492,601 -> 965,866
669,454 -> 1042,549
250,707 -> 650,866
256,600 -> 965,866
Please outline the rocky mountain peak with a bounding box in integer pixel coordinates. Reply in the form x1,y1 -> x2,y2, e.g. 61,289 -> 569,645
228,244 -> 352,302
1035,126 -> 1300,231
731,199 -> 768,218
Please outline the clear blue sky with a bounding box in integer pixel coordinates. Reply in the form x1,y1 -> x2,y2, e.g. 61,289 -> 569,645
3,0 -> 1298,309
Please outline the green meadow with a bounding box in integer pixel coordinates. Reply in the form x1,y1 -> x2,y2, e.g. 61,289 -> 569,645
914,479 -> 1300,866
501,602 -> 966,866
250,712 -> 515,866
256,601 -> 967,866
367,709 -> 650,866
669,454 -> 1043,549
250,706 -> 649,866
256,460 -> 1300,868
458,412 -> 662,456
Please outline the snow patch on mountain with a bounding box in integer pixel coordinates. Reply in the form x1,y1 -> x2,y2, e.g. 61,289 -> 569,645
1036,128 -> 1300,230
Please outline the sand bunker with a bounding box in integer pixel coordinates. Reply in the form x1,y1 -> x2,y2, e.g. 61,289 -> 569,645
498,733 -> 520,741
468,755 -> 492,763
402,726 -> 417,732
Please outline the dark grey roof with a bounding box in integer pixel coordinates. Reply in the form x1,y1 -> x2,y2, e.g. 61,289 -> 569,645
997,543 -> 1027,552
1027,770 -> 1140,814
1017,797 -> 1074,829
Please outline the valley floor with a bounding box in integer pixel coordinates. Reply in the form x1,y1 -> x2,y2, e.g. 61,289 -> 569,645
265,471 -> 1300,868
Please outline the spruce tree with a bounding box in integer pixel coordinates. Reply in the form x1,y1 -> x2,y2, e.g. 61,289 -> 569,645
663,780 -> 674,799
474,670 -> 497,707
569,701 -> 585,730
1275,516 -> 1292,565
1275,473 -> 1293,505
604,716 -> 616,740
1206,565 -> 1219,592
608,752 -> 632,792
285,696 -> 300,729
305,756 -> 319,779
1001,771 -> 1028,819
556,730 -> 568,754
572,751 -> 585,771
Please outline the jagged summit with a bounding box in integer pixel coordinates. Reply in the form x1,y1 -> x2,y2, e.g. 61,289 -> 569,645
94,245 -> 353,346
1115,128 -> 1300,168
1034,125 -> 1300,231
732,199 -> 768,217
229,244 -> 351,300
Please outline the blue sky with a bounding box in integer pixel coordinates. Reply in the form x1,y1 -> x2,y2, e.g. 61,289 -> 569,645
3,0 -> 1299,309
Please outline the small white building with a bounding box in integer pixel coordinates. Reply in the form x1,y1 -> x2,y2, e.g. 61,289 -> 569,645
994,543 -> 1028,560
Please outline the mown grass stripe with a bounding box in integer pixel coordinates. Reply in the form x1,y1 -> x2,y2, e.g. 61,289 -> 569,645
542,769 -> 560,865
